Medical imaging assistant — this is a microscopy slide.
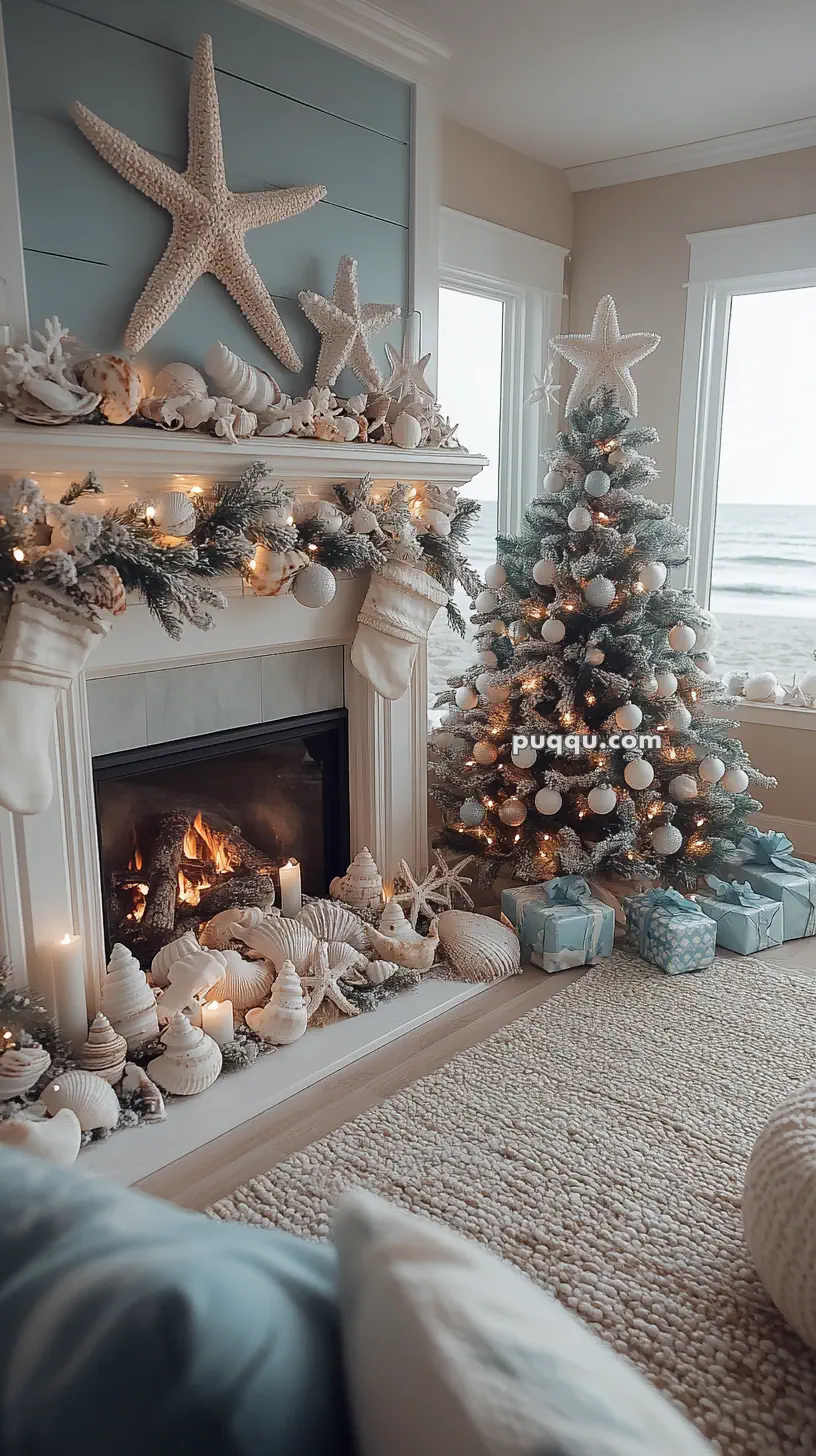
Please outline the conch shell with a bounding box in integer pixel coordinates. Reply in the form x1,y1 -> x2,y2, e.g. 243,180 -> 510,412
205,341 -> 281,412
81,354 -> 144,424
101,943 -> 159,1049
147,1012 -> 222,1096
199,906 -> 269,950
245,959 -> 308,1044
121,1062 -> 166,1122
79,1012 -> 127,1085
42,1069 -> 120,1131
0,1107 -> 82,1166
366,913 -> 439,971
250,545 -> 310,597
157,949 -> 226,1020
150,932 -> 201,989
0,1044 -> 51,1101
152,362 -> 208,399
329,847 -> 384,911
213,398 -> 257,443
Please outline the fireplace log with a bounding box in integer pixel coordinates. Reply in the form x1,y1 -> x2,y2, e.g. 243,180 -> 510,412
141,811 -> 193,935
176,872 -> 275,928
226,826 -> 279,874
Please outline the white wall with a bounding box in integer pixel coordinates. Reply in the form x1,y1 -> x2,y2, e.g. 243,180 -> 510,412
440,118 -> 572,249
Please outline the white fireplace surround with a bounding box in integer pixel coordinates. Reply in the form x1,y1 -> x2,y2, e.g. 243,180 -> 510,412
0,421 -> 487,1038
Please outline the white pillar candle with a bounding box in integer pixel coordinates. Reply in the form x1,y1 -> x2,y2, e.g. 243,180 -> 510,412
201,999 -> 234,1047
50,934 -> 88,1055
279,859 -> 302,918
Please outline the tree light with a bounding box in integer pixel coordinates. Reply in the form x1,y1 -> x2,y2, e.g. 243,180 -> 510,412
145,504 -> 156,520
12,547 -> 25,562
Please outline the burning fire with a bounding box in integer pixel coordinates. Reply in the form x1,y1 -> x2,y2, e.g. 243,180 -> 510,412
183,811 -> 240,876
177,868 -> 212,907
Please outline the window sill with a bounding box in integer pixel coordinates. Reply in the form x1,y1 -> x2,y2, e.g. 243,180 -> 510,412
712,699 -> 816,732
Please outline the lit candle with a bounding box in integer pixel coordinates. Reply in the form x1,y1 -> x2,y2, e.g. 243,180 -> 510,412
50,934 -> 88,1055
201,999 -> 234,1047
279,858 -> 302,918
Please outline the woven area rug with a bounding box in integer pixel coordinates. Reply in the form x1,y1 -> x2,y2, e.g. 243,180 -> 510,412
211,950 -> 816,1454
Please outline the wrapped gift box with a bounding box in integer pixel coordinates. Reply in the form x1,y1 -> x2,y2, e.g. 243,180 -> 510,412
694,875 -> 783,955
726,828 -> 816,942
624,889 -> 716,975
501,877 -> 614,973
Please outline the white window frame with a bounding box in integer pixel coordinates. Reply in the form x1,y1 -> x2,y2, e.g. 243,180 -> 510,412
675,211 -> 816,731
439,207 -> 568,536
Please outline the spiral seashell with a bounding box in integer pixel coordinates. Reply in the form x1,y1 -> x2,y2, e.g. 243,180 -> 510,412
366,916 -> 439,972
199,906 -> 268,950
205,341 -> 281,412
236,916 -> 317,973
150,932 -> 201,989
147,1012 -> 222,1096
0,1107 -> 82,1166
152,490 -> 196,536
138,395 -> 184,429
329,847 -> 384,911
378,900 -> 423,943
203,949 -> 273,1013
436,910 -> 521,984
0,1044 -> 51,1101
299,899 -> 371,953
79,564 -> 127,616
152,362 -> 208,399
176,394 -> 217,429
157,949 -> 226,1020
245,960 -> 308,1044
79,1012 -> 127,1085
364,960 -> 401,986
101,943 -> 159,1049
81,354 -> 144,424
42,1069 -> 120,1131
250,545 -> 310,597
121,1062 -> 166,1122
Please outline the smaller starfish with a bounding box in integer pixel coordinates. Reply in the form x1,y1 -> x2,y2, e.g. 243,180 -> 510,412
393,858 -> 450,927
299,256 -> 400,390
782,679 -> 812,707
302,942 -> 362,1019
382,320 -> 434,401
527,358 -> 561,414
430,850 -> 475,910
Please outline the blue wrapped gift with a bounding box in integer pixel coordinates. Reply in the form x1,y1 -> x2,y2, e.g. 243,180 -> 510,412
694,875 -> 783,955
726,827 -> 816,942
624,888 -> 716,975
501,876 -> 615,972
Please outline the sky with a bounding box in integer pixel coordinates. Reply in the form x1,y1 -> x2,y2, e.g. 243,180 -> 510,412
437,286 -> 502,504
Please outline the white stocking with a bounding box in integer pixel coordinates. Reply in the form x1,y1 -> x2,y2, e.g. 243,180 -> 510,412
351,557 -> 448,701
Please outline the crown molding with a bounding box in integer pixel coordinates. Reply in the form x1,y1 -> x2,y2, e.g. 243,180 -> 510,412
237,0 -> 450,81
566,115 -> 816,192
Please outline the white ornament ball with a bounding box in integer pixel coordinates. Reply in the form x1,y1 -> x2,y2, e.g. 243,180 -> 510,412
651,824 -> 683,856
433,730 -> 457,749
486,682 -> 511,705
459,798 -> 485,827
624,758 -> 654,790
484,562 -> 507,590
698,754 -> 725,784
588,784 -> 617,815
694,621 -> 716,650
584,576 -> 616,610
475,672 -> 493,696
455,684 -> 478,711
472,740 -> 498,765
485,619 -> 507,636
639,676 -> 659,698
799,671 -> 816,698
475,589 -> 499,615
499,797 -> 528,826
567,506 -> 593,533
666,702 -> 692,732
614,702 -> 643,731
533,558 -> 558,587
292,563 -> 336,609
541,470 -> 565,495
351,505 -> 378,534
655,671 -> 678,698
584,470 -> 611,498
668,623 -> 697,652
744,672 -> 778,703
725,670 -> 748,697
694,652 -> 717,675
534,787 -> 562,816
669,774 -> 697,803
541,617 -> 566,644
637,562 -> 667,592
721,767 -> 749,794
511,745 -> 537,770
585,646 -> 605,666
477,649 -> 498,669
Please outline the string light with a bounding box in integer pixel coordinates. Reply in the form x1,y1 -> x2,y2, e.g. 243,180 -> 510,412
145,504 -> 156,520
248,557 -> 257,572
286,515 -> 295,526
585,692 -> 596,705
308,542 -> 318,552
12,547 -> 25,562
190,484 -> 204,496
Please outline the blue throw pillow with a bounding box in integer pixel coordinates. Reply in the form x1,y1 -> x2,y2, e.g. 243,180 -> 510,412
0,1146 -> 353,1456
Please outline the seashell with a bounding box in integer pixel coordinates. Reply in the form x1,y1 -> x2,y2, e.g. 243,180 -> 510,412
313,414 -> 340,442
213,399 -> 257,443
152,489 -> 196,536
366,915 -> 439,971
138,395 -> 184,429
9,385 -> 99,425
199,905 -> 269,950
0,1107 -> 82,1166
100,943 -> 160,1049
157,949 -> 227,1021
299,898 -> 371,952
150,932 -> 201,989
355,414 -> 369,442
391,410 -> 423,450
22,375 -> 99,415
346,393 -> 368,415
0,1044 -> 51,1101
121,1062 -> 166,1122
335,415 -> 360,442
436,910 -> 521,984
147,1012 -> 222,1096
42,1069 -> 120,1131
205,341 -> 281,412
81,354 -> 144,424
250,545 -> 310,597
364,959 -> 401,985
260,416 -> 292,437
329,847 -> 384,911
237,916 -> 317,974
245,960 -> 308,1044
79,563 -> 127,616
365,393 -> 390,432
326,941 -> 368,972
79,1012 -> 127,1085
152,362 -> 208,399
378,899 -> 423,943
203,948 -> 273,1012
176,393 -> 217,429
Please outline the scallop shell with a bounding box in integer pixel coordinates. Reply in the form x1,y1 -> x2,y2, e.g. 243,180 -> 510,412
326,941 -> 368,973
299,899 -> 370,953
81,354 -> 144,424
245,960 -> 307,1044
329,847 -> 384,911
237,916 -> 317,973
101,943 -> 160,1049
366,916 -> 439,971
42,1069 -> 120,1131
0,1044 -> 51,1101
79,1012 -> 127,1085
203,949 -> 273,1012
436,910 -> 521,984
0,1107 -> 82,1166
147,1012 -> 222,1096
199,906 -> 268,950
205,341 -> 281,412
157,948 -> 227,1020
364,960 -> 401,985
152,362 -> 208,399
121,1062 -> 166,1122
150,932 -> 201,989
153,490 -> 196,536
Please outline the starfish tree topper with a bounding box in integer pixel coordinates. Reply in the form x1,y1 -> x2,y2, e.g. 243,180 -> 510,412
551,295 -> 659,415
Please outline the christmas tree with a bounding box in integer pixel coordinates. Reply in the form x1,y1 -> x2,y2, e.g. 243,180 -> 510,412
431,296 -> 775,891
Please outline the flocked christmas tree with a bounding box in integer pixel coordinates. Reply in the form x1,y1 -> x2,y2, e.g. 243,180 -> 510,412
431,295 -> 776,891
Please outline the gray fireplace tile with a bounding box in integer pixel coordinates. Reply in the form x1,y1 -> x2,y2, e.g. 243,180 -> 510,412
261,648 -> 344,722
87,674 -> 148,757
145,657 -> 262,744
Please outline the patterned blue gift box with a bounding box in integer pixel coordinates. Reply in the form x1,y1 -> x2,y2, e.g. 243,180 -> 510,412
724,828 -> 816,942
501,876 -> 615,972
694,874 -> 784,955
624,888 -> 716,975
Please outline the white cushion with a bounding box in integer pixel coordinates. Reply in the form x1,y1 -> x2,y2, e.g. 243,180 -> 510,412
333,1189 -> 712,1456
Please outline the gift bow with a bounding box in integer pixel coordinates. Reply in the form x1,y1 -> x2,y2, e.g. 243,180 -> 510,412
544,875 -> 593,906
633,888 -> 703,961
735,827 -> 812,876
705,875 -> 765,907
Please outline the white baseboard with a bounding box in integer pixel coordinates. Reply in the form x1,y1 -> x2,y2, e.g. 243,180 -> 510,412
753,814 -> 816,859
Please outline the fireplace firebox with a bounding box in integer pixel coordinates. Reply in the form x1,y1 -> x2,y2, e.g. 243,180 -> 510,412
93,709 -> 349,958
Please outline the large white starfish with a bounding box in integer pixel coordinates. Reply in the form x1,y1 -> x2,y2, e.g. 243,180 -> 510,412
382,314 -> 434,400
551,295 -> 660,415
430,850 -> 475,910
72,34 -> 325,368
299,256 -> 400,390
393,858 -> 449,927
302,942 -> 362,1019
